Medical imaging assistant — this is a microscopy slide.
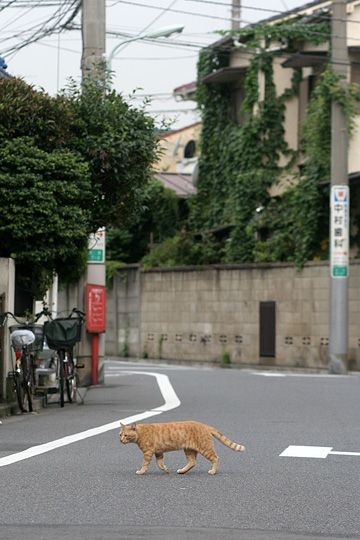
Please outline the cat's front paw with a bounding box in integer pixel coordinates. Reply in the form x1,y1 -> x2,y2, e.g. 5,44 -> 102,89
208,469 -> 217,475
136,469 -> 146,475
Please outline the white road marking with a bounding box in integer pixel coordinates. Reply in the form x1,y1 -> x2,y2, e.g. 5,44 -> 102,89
252,372 -> 353,378
280,445 -> 360,459
0,370 -> 180,468
280,445 -> 333,458
255,372 -> 286,377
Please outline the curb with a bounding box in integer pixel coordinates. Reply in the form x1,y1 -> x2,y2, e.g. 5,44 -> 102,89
105,356 -> 360,374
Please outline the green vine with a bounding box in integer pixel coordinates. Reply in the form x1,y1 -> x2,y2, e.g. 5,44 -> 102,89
141,19 -> 359,269
249,65 -> 360,266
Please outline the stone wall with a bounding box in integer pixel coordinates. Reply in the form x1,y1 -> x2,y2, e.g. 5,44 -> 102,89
106,265 -> 140,358
106,261 -> 360,370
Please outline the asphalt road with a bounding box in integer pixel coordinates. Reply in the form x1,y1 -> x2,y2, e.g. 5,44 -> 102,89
0,360 -> 360,540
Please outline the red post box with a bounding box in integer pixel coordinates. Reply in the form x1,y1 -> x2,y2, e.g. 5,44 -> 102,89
86,284 -> 106,385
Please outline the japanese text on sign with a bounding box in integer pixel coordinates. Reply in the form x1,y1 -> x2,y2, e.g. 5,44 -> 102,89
86,284 -> 106,333
330,186 -> 349,278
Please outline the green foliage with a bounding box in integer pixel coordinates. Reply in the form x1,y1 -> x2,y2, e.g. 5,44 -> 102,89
146,19 -> 358,270
0,138 -> 91,295
0,78 -> 74,151
106,179 -> 183,264
0,76 -> 157,298
194,47 -> 297,263
249,66 -> 359,266
141,233 -> 196,269
141,230 -> 225,269
220,350 -> 231,367
105,260 -> 126,287
233,20 -> 330,49
64,78 -> 158,229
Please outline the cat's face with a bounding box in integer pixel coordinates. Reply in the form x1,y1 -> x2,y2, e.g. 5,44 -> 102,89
119,423 -> 138,444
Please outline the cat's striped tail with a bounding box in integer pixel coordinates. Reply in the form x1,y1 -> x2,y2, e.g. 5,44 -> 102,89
211,430 -> 245,452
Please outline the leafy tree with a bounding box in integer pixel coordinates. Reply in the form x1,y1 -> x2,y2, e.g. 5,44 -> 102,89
0,77 -> 158,297
64,79 -> 158,229
0,138 -> 92,295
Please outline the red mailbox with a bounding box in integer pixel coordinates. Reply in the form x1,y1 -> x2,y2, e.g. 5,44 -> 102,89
86,284 -> 106,333
86,284 -> 106,385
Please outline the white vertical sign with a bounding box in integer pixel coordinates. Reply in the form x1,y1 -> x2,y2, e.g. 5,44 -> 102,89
330,185 -> 349,278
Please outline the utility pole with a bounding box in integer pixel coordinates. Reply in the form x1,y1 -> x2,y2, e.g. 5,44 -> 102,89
81,0 -> 106,80
231,0 -> 241,31
329,0 -> 350,374
81,0 -> 107,385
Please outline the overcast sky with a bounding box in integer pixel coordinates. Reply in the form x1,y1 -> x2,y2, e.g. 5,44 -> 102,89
1,0 -> 307,129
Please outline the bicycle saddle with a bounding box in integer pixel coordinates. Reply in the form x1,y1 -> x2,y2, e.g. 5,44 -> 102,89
10,329 -> 35,349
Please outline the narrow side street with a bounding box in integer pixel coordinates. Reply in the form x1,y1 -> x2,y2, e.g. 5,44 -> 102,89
0,361 -> 359,540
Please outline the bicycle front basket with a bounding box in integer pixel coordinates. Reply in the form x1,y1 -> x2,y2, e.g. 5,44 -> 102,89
44,318 -> 82,349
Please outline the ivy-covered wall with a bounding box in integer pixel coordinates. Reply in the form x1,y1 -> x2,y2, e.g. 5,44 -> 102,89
144,18 -> 360,269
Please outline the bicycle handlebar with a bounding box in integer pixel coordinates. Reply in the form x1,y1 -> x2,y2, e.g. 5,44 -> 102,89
0,308 -> 53,327
70,308 -> 85,319
0,307 -> 86,327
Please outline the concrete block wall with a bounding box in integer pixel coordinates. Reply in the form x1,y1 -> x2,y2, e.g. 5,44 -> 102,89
106,261 -> 360,370
106,265 -> 140,358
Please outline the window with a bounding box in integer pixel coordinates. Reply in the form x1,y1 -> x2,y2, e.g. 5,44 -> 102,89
184,139 -> 196,159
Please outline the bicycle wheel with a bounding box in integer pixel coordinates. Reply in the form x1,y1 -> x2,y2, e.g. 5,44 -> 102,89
58,350 -> 65,408
65,351 -> 76,403
14,369 -> 33,413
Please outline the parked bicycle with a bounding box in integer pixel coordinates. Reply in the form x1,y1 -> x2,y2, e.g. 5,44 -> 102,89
44,308 -> 85,408
0,309 -> 49,413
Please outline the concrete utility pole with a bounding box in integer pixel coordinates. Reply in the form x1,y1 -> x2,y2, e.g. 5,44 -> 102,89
231,0 -> 241,31
81,0 -> 106,80
329,0 -> 350,374
81,0 -> 106,385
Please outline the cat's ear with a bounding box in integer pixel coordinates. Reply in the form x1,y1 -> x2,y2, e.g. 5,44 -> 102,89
120,422 -> 125,428
130,423 -> 137,431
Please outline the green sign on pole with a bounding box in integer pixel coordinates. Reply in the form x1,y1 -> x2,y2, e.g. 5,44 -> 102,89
88,228 -> 105,264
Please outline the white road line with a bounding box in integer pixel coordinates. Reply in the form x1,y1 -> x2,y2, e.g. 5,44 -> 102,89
0,371 -> 180,468
252,372 -> 353,378
280,445 -> 333,458
280,445 -> 360,459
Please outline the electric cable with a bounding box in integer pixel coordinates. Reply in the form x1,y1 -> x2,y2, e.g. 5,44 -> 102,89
0,0 -> 81,55
110,0 -> 179,58
183,0 -> 360,26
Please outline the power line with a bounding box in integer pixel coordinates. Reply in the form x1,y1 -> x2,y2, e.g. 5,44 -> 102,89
105,0 -> 360,41
112,54 -> 197,60
112,0 -> 179,57
183,0 -> 360,26
38,39 -> 196,60
108,0 -> 251,25
2,1 -> 73,6
183,0 -> 283,16
0,0 -> 81,55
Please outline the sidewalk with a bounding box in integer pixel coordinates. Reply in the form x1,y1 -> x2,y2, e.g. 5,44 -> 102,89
0,395 -> 46,418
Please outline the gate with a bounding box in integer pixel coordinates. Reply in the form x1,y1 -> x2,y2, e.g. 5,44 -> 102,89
259,301 -> 276,358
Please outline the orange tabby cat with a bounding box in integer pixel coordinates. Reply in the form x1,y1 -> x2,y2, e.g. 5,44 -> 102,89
119,420 -> 245,475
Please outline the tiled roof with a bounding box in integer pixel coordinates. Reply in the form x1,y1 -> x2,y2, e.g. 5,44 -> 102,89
154,172 -> 197,198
